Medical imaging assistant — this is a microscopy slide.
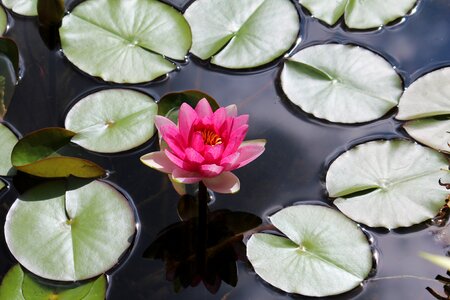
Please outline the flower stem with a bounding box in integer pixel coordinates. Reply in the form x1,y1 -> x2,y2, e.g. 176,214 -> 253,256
197,181 -> 208,274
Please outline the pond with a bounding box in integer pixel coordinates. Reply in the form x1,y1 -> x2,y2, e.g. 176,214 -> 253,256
0,0 -> 450,299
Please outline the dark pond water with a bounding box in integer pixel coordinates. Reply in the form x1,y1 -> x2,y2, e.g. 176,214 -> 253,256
1,0 -> 450,299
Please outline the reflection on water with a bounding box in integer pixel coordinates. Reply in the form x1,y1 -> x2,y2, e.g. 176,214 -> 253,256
0,0 -> 449,299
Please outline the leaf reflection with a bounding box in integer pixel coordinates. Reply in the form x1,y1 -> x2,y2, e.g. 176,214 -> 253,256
144,195 -> 262,294
427,271 -> 450,300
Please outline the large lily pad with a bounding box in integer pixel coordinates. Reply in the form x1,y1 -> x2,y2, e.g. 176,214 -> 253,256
184,0 -> 299,69
0,123 -> 17,176
247,205 -> 372,297
326,140 -> 450,229
0,264 -> 107,300
281,44 -> 402,123
299,0 -> 417,29
2,0 -> 37,16
397,67 -> 450,154
60,0 -> 191,83
65,89 -> 158,153
4,180 -> 136,281
11,127 -> 105,178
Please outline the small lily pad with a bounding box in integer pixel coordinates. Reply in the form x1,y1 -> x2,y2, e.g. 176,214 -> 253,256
397,67 -> 450,154
65,89 -> 158,153
60,0 -> 191,83
247,205 -> 372,297
184,0 -> 300,69
0,123 -> 17,176
0,264 -> 107,300
281,44 -> 402,123
11,127 -> 105,178
2,0 -> 37,16
5,180 -> 136,281
299,0 -> 417,29
0,6 -> 7,35
326,140 -> 450,228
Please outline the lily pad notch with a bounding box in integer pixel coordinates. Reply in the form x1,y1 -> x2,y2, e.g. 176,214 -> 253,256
247,205 -> 373,297
5,180 -> 136,281
281,44 -> 403,123
59,0 -> 192,83
184,0 -> 300,69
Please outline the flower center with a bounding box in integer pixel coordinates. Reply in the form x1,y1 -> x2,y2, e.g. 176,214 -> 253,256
200,128 -> 222,146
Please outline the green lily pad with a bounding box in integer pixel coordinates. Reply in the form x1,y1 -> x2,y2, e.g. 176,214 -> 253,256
0,264 -> 107,300
0,6 -> 7,35
281,44 -> 402,123
299,0 -> 417,29
0,123 -> 17,176
247,205 -> 372,297
5,180 -> 136,281
2,0 -> 37,16
11,127 -> 105,178
65,89 -> 158,153
326,140 -> 450,229
60,0 -> 191,83
184,0 -> 299,69
0,179 -> 5,191
158,90 -> 219,118
397,67 -> 450,154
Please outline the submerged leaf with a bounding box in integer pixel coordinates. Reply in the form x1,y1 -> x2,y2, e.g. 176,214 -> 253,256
2,0 -> 37,16
11,127 -> 105,178
326,140 -> 450,228
0,264 -> 107,300
158,90 -> 219,118
184,0 -> 299,69
281,44 -> 402,123
60,0 -> 191,83
0,123 -> 17,176
247,205 -> 372,297
397,67 -> 450,154
5,180 -> 135,281
65,89 -> 158,153
299,0 -> 417,29
0,7 -> 7,35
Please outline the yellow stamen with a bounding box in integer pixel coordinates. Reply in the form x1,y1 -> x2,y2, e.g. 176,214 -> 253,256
200,129 -> 222,146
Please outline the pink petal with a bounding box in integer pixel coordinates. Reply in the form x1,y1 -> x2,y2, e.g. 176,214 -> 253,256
164,149 -> 186,169
163,130 -> 186,158
225,104 -> 237,117
213,107 -> 227,131
172,168 -> 202,184
199,164 -> 224,177
220,152 -> 240,170
178,103 -> 197,144
195,98 -> 213,118
140,151 -> 177,174
231,115 -> 249,132
235,139 -> 266,168
222,125 -> 248,157
203,172 -> 240,194
190,131 -> 205,153
185,147 -> 205,165
155,115 -> 178,137
203,144 -> 224,162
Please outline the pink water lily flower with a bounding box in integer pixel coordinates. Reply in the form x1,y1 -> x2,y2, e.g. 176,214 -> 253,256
140,99 -> 266,194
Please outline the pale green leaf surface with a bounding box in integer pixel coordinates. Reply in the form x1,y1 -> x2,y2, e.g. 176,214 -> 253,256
184,0 -> 299,69
0,123 -> 17,176
65,89 -> 157,153
281,44 -> 402,123
299,0 -> 416,29
404,119 -> 450,154
4,180 -> 135,281
0,7 -> 7,35
397,67 -> 450,153
60,0 -> 191,83
247,205 -> 372,297
2,0 -> 37,16
420,252 -> 450,270
326,140 -> 450,228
